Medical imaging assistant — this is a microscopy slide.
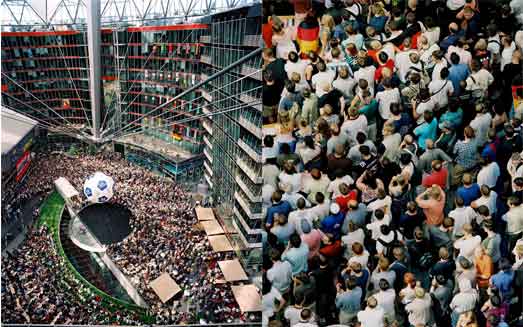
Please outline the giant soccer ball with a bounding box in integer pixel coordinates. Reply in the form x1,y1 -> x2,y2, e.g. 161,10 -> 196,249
83,172 -> 115,203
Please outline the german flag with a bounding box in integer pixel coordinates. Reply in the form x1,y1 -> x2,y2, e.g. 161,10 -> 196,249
297,19 -> 319,56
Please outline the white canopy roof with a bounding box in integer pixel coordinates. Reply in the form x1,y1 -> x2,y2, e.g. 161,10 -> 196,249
1,107 -> 37,155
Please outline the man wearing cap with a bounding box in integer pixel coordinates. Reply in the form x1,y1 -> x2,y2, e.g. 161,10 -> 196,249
320,203 -> 344,240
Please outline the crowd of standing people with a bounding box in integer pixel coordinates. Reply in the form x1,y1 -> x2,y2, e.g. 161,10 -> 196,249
262,0 -> 523,326
2,151 -> 252,324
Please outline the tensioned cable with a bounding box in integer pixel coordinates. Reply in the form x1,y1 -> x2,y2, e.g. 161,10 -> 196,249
2,106 -> 64,130
112,84 -> 261,139
2,107 -> 85,139
106,33 -> 264,139
101,26 -> 138,115
118,94 -> 260,138
108,68 -> 261,139
116,30 -> 197,119
49,27 -> 92,131
2,92 -> 89,135
1,73 -> 89,137
99,23 -> 130,133
117,58 -> 254,123
100,31 -> 187,134
117,98 -> 261,140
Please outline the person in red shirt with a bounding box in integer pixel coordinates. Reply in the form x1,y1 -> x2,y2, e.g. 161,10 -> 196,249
336,183 -> 358,213
319,233 -> 343,258
422,160 -> 448,189
374,51 -> 395,82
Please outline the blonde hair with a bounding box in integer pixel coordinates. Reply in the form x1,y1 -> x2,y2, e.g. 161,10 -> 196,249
371,3 -> 385,16
321,14 -> 335,30
475,38 -> 487,51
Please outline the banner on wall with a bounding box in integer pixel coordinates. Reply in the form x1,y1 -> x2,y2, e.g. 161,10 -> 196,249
15,151 -> 31,182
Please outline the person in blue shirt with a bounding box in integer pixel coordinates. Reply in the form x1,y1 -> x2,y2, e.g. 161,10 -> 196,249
270,214 -> 296,245
456,173 -> 481,206
266,191 -> 292,228
414,111 -> 438,151
335,277 -> 362,323
490,258 -> 515,301
440,23 -> 465,51
439,100 -> 464,130
448,53 -> 469,96
282,233 -> 309,276
320,203 -> 345,240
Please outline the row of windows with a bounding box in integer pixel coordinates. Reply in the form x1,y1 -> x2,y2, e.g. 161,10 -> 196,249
209,17 -> 260,46
2,58 -> 88,71
1,34 -> 86,48
2,45 -> 87,60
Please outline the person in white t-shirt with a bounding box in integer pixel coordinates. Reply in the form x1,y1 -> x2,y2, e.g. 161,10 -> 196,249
311,61 -> 335,97
465,59 -> 494,97
477,157 -> 500,189
332,66 -> 357,99
263,284 -> 286,325
471,185 -> 497,216
375,78 -> 401,120
267,248 -> 293,294
341,107 -> 368,145
342,221 -> 365,258
357,296 -> 385,327
396,48 -> 419,83
354,58 -> 376,90
446,38 -> 472,65
419,36 -> 441,71
449,196 -> 477,238
454,223 -> 482,262
412,89 -> 436,125
469,103 -> 492,147
429,67 -> 454,109
285,51 -> 308,82
431,50 -> 448,81
374,279 -> 397,322
405,287 -> 433,326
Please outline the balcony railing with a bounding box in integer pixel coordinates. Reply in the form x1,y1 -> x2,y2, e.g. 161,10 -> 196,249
237,139 -> 261,163
204,148 -> 212,163
236,155 -> 263,184
243,35 -> 262,47
203,135 -> 212,149
205,172 -> 213,189
238,115 -> 262,139
241,64 -> 262,81
235,176 -> 261,203
204,161 -> 213,176
202,120 -> 213,135
234,193 -> 263,220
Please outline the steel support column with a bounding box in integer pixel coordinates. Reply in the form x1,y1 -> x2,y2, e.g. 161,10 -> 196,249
86,0 -> 102,141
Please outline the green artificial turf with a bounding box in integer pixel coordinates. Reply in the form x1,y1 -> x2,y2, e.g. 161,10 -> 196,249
36,191 -> 65,232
